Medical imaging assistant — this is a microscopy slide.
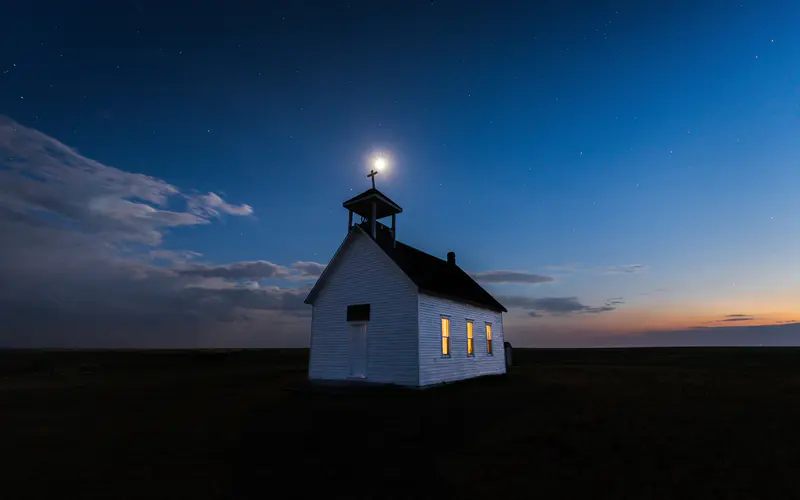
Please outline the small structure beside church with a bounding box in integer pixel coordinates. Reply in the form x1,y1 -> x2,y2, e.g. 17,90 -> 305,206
504,341 -> 513,367
305,170 -> 507,387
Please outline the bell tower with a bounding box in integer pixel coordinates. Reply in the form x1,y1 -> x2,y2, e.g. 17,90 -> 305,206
343,169 -> 402,246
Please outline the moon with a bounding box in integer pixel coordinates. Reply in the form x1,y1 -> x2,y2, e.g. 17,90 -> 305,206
373,156 -> 387,170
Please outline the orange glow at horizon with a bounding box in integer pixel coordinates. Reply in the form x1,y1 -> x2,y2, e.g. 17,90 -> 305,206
506,303 -> 800,339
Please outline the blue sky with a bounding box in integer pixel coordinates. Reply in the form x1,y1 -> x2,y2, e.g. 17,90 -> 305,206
1,0 -> 799,347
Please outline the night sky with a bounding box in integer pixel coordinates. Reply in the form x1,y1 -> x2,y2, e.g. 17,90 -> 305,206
2,0 -> 800,347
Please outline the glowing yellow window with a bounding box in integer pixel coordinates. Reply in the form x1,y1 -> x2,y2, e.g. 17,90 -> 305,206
441,317 -> 450,356
467,321 -> 474,356
486,323 -> 493,355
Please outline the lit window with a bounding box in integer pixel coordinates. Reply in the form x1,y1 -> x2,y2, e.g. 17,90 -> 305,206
486,323 -> 493,355
466,321 -> 474,356
441,317 -> 450,356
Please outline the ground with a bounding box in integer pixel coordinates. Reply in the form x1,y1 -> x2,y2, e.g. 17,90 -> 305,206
3,348 -> 800,499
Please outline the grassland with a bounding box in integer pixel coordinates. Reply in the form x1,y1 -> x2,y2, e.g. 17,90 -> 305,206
3,348 -> 800,499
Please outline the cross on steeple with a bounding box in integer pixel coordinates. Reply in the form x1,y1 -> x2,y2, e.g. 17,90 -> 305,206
367,169 -> 379,189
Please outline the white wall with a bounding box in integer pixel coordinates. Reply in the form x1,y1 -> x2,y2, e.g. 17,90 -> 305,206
418,293 -> 506,386
308,230 -> 420,386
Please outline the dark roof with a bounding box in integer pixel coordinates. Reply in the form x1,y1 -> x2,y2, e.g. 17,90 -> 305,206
363,222 -> 507,312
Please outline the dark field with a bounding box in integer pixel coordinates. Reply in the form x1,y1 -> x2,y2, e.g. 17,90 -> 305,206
4,348 -> 800,499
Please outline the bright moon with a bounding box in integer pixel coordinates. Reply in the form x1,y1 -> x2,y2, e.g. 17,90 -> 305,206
374,156 -> 387,170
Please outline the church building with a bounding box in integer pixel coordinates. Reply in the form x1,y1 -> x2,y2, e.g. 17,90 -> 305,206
304,178 -> 507,387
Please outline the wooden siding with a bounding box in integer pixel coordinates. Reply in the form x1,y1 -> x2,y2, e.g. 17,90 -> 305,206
418,293 -> 506,386
308,230 -> 419,386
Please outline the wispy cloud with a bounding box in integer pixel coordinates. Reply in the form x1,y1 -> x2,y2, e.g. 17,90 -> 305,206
177,261 -> 291,280
0,116 -> 252,246
602,264 -> 649,275
149,249 -> 202,263
176,260 -> 328,282
188,192 -> 254,217
471,270 -> 554,285
542,263 -> 651,277
501,295 -> 624,316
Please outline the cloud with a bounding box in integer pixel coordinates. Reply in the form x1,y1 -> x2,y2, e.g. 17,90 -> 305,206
718,317 -> 756,322
175,260 -> 328,281
149,249 -> 202,263
0,116 -> 309,348
471,270 -> 554,284
501,295 -> 624,316
606,297 -> 625,306
602,264 -> 648,275
540,263 -> 650,276
726,314 -> 749,318
0,116 -> 252,246
177,261 -> 291,280
182,284 -> 311,316
188,192 -> 253,218
291,261 -> 326,280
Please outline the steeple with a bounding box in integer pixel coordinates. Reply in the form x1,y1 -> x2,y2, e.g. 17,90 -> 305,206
343,185 -> 403,245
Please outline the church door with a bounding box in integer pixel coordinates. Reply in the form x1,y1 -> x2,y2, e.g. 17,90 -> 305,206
349,323 -> 367,378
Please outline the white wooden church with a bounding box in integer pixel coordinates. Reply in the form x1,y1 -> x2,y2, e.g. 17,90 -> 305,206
304,181 -> 507,387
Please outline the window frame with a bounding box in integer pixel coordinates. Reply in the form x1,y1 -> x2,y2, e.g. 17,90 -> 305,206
466,320 -> 474,357
486,322 -> 493,355
441,316 -> 451,357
